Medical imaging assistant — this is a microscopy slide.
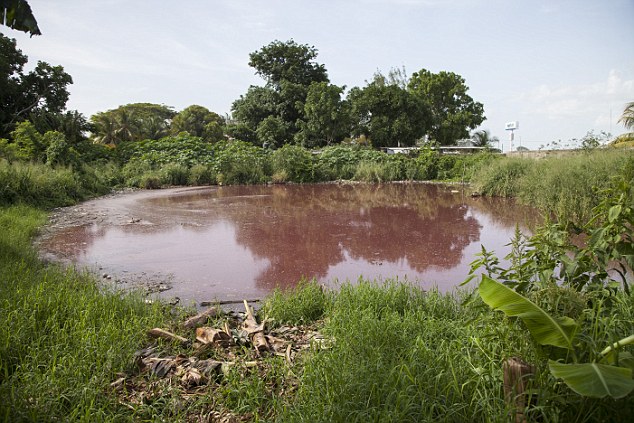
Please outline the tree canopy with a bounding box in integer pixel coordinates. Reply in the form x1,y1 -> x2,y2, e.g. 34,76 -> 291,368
232,40 -> 333,147
248,39 -> 328,88
408,69 -> 485,145
349,77 -> 430,148
0,33 -> 73,138
171,105 -> 224,142
90,103 -> 176,145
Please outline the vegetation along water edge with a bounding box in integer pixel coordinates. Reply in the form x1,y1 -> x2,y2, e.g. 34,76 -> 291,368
1,149 -> 633,422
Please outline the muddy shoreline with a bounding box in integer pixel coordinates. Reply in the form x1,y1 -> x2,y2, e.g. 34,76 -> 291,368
35,188 -> 189,304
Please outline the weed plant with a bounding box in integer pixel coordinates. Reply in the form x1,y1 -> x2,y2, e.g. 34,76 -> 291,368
272,281 -> 537,422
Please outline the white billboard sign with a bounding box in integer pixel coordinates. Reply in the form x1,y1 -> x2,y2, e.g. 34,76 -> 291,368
505,121 -> 519,130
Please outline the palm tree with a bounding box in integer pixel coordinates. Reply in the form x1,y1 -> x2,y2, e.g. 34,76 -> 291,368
618,101 -> 634,131
471,129 -> 499,147
91,113 -> 118,145
114,109 -> 137,143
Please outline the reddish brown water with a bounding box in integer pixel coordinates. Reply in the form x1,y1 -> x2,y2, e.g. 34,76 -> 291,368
38,184 -> 536,305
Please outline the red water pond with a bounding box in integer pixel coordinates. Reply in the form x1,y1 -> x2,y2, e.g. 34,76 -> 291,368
38,184 -> 537,305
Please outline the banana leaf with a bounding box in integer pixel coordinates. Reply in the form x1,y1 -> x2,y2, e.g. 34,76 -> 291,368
478,275 -> 578,349
549,360 -> 634,399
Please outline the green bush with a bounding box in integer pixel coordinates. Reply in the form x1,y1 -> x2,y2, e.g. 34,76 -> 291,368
212,140 -> 270,185
472,156 -> 532,197
188,164 -> 215,185
271,144 -> 316,183
160,163 -> 190,186
0,160 -> 92,208
472,150 -> 634,223
353,160 -> 386,182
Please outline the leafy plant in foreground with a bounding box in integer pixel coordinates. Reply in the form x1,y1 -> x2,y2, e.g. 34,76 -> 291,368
466,170 -> 634,295
479,276 -> 634,399
468,172 -> 634,401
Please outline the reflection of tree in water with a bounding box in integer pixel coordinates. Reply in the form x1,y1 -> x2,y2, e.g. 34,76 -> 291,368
343,203 -> 480,272
231,184 -> 482,288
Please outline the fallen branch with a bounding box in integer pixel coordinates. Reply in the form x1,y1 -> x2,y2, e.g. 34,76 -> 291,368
200,299 -> 260,307
183,307 -> 220,329
147,328 -> 190,346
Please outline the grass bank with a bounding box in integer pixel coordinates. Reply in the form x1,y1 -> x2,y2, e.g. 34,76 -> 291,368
0,205 -> 173,421
471,149 -> 634,223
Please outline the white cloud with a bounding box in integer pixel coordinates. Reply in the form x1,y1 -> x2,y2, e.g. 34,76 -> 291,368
518,69 -> 634,120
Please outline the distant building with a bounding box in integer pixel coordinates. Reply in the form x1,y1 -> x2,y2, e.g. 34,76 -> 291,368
381,146 -> 500,155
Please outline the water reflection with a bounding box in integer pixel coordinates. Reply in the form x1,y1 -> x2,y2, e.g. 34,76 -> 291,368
39,184 -> 537,303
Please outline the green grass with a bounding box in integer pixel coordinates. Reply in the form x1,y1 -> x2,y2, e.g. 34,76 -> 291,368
472,149 -> 634,223
0,205 -> 171,421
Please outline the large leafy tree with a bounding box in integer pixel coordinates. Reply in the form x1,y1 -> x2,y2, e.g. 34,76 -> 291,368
0,34 -> 73,138
171,104 -> 224,142
408,69 -> 485,145
296,82 -> 350,148
231,86 -> 279,131
232,40 -> 330,146
348,77 -> 430,149
248,39 -> 328,88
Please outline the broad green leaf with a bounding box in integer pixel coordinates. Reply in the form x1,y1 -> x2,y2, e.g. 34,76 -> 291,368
478,275 -> 578,349
549,360 -> 634,399
608,204 -> 622,223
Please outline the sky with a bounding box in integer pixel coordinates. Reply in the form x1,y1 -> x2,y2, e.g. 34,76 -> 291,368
4,0 -> 634,150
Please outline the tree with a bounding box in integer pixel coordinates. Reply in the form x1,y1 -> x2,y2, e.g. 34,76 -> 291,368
248,39 -> 328,88
0,34 -> 73,138
408,69 -> 485,146
471,129 -> 498,147
348,79 -> 430,149
618,101 -> 634,131
232,40 -> 331,146
256,115 -> 290,148
171,105 -> 224,142
1,0 -> 41,36
231,86 -> 279,131
296,82 -> 350,148
29,110 -> 90,145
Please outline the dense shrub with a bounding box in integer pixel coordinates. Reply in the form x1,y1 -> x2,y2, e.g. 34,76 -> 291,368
212,140 -> 270,185
471,156 -> 532,197
0,160 -> 100,208
271,144 -> 316,183
472,150 -> 634,222
160,163 -> 190,186
188,164 -> 216,185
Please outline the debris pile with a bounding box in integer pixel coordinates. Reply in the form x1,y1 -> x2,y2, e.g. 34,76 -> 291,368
110,300 -> 329,420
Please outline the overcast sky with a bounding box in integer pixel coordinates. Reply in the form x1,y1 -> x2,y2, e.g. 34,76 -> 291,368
5,0 -> 634,150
